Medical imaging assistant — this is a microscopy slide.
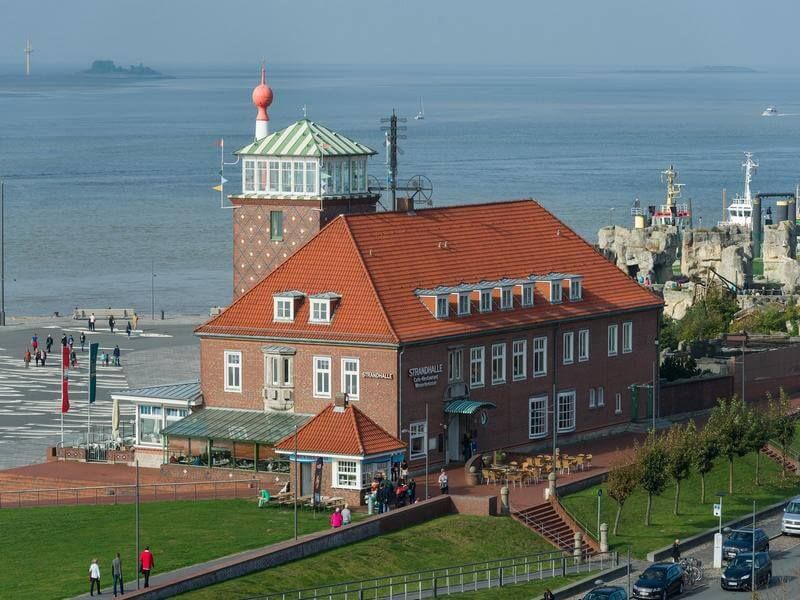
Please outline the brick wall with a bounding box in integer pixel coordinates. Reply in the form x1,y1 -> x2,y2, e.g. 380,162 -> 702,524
731,344 -> 800,401
658,375 -> 734,416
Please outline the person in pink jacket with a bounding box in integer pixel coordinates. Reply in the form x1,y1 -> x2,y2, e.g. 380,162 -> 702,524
330,507 -> 343,528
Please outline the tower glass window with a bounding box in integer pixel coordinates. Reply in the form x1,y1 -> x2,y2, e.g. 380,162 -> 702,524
305,162 -> 317,194
244,159 -> 255,192
257,160 -> 268,192
281,161 -> 292,193
293,161 -> 304,192
270,211 -> 283,241
269,161 -> 280,192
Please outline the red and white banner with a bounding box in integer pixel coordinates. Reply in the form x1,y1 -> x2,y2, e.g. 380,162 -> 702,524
61,345 -> 70,413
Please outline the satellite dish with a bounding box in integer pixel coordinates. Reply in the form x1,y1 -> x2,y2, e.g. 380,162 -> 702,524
407,175 -> 433,205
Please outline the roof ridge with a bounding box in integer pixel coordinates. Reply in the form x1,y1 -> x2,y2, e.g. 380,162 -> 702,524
342,198 -> 538,222
348,405 -> 365,455
340,216 -> 400,343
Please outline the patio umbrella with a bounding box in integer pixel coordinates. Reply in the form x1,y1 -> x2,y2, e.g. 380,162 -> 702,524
111,396 -> 120,440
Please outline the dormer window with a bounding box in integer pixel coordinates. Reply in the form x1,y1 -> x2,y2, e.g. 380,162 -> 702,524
310,299 -> 330,323
274,297 -> 294,322
500,287 -> 513,310
457,293 -> 471,315
570,278 -> 582,301
550,280 -> 563,304
436,296 -> 449,319
521,284 -> 534,307
480,290 -> 492,313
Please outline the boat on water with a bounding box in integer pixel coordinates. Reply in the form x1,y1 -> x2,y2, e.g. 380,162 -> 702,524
724,152 -> 758,227
762,106 -> 778,116
414,97 -> 425,120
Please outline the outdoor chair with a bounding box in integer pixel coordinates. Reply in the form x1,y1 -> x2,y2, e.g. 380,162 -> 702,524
482,469 -> 496,485
257,489 -> 271,507
575,455 -> 585,471
585,454 -> 593,469
507,471 -> 523,488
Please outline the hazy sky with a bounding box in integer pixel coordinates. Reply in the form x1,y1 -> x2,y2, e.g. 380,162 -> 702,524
1,0 -> 799,68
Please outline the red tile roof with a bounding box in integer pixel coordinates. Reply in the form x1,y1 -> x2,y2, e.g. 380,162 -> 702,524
274,403 -> 406,457
197,200 -> 662,343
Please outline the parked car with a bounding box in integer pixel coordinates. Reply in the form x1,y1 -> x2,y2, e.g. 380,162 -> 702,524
632,563 -> 684,599
722,528 -> 769,561
583,584 -> 628,600
720,551 -> 772,591
781,496 -> 800,535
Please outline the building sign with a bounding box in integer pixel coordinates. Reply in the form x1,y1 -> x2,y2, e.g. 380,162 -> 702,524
363,371 -> 394,380
408,364 -> 444,388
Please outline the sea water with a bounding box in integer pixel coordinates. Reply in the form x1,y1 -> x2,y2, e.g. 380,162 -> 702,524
1,64 -> 800,316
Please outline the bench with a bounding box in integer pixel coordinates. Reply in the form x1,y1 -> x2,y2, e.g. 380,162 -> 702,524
73,308 -> 136,320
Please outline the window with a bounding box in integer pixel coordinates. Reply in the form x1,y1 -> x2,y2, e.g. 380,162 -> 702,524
342,161 -> 351,193
470,346 -> 485,388
409,421 -> 427,458
293,161 -> 304,192
480,290 -> 492,312
334,460 -> 359,489
269,355 -> 280,386
305,161 -> 317,194
321,162 -> 332,194
622,321 -> 633,353
313,356 -> 331,398
608,324 -> 618,356
529,396 -> 548,439
224,351 -> 241,392
166,407 -> 187,421
257,160 -> 268,192
550,280 -> 562,303
270,210 -> 284,241
310,299 -> 330,323
361,460 -> 390,487
589,388 -> 596,408
533,336 -> 547,377
500,287 -> 513,310
269,160 -> 280,192
281,161 -> 292,193
342,358 -> 359,399
436,296 -> 449,319
458,293 -> 471,315
557,390 -> 576,433
512,340 -> 527,381
334,162 -> 342,193
578,329 -> 590,362
138,405 -> 163,445
598,386 -> 605,407
491,343 -> 506,385
615,392 -> 622,414
266,354 -> 292,387
448,348 -> 463,382
273,297 -> 294,322
570,279 -> 582,300
521,284 -> 534,307
563,331 -> 574,365
243,159 -> 255,192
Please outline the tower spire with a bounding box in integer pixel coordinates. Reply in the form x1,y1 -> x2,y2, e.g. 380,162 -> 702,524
252,61 -> 273,141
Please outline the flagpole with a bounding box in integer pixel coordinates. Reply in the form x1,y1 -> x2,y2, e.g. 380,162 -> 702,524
219,138 -> 224,208
60,350 -> 65,445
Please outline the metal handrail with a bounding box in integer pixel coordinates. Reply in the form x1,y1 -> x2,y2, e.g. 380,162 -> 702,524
509,503 -> 573,549
557,499 -> 599,542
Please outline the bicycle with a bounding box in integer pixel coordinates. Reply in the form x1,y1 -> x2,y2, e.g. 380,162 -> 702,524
679,556 -> 704,587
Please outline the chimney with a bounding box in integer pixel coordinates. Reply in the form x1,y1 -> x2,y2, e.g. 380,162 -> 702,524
396,197 -> 415,214
333,392 -> 348,412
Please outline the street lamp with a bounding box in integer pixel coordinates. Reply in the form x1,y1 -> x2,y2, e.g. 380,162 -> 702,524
713,490 -> 726,569
150,259 -> 157,321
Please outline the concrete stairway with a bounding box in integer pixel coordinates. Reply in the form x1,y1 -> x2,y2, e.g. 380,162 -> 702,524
761,445 -> 798,474
512,501 -> 597,554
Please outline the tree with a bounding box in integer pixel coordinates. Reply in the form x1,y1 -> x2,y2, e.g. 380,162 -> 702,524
692,424 -> 719,504
676,282 -> 738,343
665,422 -> 695,515
707,395 -> 751,494
769,388 -> 797,478
660,353 -> 701,382
637,432 -> 669,526
745,405 -> 772,486
606,460 -> 640,536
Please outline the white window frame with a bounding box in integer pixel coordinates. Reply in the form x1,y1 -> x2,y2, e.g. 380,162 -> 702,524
457,293 -> 471,316
598,386 -> 605,407
435,296 -> 449,319
589,387 -> 596,408
256,159 -> 268,192
333,459 -> 360,489
479,290 -> 492,313
521,284 -> 534,307
608,324 -> 619,356
563,331 -> 574,365
512,339 -> 527,381
269,160 -> 280,192
550,280 -> 562,303
570,279 -> 582,300
341,357 -> 359,400
533,336 -> 547,377
224,351 -> 242,392
500,287 -> 513,310
137,404 -> 163,446
273,297 -> 294,322
528,395 -> 548,439
409,421 -> 427,459
470,346 -> 485,388
243,159 -> 256,192
448,348 -> 463,383
622,321 -> 633,354
313,355 -> 332,398
615,392 -> 623,414
310,299 -> 331,323
557,390 -> 576,433
491,343 -> 506,385
578,329 -> 590,362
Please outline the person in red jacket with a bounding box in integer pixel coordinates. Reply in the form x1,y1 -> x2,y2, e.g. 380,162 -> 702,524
139,546 -> 155,588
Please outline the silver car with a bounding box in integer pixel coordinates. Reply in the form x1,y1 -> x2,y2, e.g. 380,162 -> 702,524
782,496 -> 800,535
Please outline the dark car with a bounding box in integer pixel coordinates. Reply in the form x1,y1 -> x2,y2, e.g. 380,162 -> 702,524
722,528 -> 769,561
720,551 -> 772,591
583,585 -> 628,600
632,563 -> 684,599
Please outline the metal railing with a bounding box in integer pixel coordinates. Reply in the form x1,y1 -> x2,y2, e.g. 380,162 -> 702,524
510,503 -> 574,550
0,478 -> 264,509
246,548 -> 617,600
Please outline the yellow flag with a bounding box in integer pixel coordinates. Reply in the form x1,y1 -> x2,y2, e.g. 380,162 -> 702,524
212,184 -> 223,192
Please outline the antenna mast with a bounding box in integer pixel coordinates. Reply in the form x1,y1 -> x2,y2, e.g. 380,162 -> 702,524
24,39 -> 33,76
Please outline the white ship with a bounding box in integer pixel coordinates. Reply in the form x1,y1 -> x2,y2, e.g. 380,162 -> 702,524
725,152 -> 758,227
414,97 -> 425,120
762,106 -> 778,117
651,165 -> 690,228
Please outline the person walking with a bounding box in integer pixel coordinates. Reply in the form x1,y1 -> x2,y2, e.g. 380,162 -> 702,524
408,478 -> 417,503
89,558 -> 101,596
31,333 -> 38,353
23,348 -> 31,368
35,349 -> 41,367
111,552 -> 124,597
671,539 -> 681,563
108,315 -> 116,333
330,506 -> 343,528
41,350 -> 47,367
132,312 -> 139,331
70,350 -> 78,368
341,504 -> 352,526
542,588 -> 555,600
46,334 -> 53,353
139,545 -> 154,588
113,345 -> 121,366
89,312 -> 96,331
126,321 -> 132,338
61,333 -> 67,348
438,469 -> 449,495
67,334 -> 74,350
80,332 -> 86,352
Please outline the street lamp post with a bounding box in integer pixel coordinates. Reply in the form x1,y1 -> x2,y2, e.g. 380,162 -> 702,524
150,259 -> 156,321
0,181 -> 5,327
751,501 -> 756,600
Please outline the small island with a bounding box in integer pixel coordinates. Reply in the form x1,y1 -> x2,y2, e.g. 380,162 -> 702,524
81,60 -> 169,78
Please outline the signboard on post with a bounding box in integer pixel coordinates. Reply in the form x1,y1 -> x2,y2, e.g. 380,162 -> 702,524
88,343 -> 99,404
312,457 -> 323,508
713,503 -> 721,517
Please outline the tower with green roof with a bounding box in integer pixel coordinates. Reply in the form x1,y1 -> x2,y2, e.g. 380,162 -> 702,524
230,69 -> 379,299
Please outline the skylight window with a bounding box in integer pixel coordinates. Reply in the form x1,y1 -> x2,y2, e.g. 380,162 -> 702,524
274,298 -> 294,322
310,299 -> 331,323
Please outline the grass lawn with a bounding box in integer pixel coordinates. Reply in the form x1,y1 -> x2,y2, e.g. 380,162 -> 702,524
561,451 -> 800,558
179,515 -> 556,599
0,499 -> 341,599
